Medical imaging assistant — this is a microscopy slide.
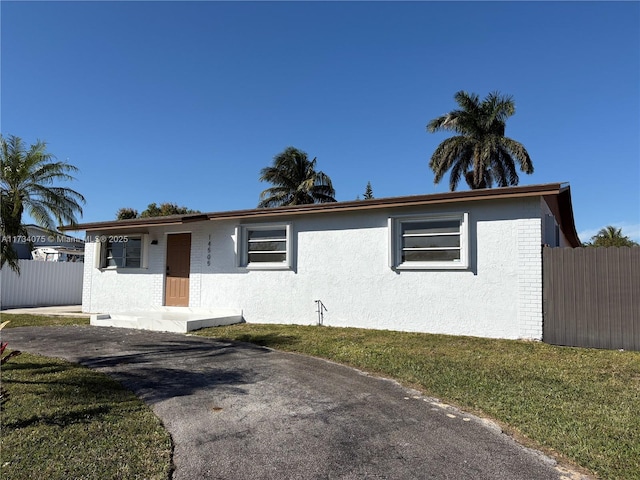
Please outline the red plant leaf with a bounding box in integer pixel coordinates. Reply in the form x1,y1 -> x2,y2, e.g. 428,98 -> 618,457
1,350 -> 21,365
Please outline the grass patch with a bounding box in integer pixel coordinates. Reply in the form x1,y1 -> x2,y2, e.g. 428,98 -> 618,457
196,324 -> 640,480
1,314 -> 89,328
1,352 -> 172,479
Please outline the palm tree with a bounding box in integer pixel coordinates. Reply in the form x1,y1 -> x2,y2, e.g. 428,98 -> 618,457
258,147 -> 336,207
1,134 -> 85,272
427,91 -> 534,190
599,226 -> 624,239
585,226 -> 639,247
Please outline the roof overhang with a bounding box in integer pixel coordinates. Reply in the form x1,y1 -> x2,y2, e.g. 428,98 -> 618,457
61,213 -> 210,232
61,183 -> 580,246
542,185 -> 581,247
202,183 -> 567,221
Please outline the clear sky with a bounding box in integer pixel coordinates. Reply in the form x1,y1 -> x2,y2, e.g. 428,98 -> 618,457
2,1 -> 639,242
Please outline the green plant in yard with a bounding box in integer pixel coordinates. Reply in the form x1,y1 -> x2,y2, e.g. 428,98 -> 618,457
1,320 -> 22,407
1,315 -> 170,478
196,324 -> 640,480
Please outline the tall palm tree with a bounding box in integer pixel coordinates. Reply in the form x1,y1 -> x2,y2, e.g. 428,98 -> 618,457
427,91 -> 534,190
258,147 -> 336,208
1,134 -> 85,272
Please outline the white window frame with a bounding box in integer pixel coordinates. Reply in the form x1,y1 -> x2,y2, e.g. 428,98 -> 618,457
236,223 -> 292,270
95,234 -> 149,270
389,213 -> 469,270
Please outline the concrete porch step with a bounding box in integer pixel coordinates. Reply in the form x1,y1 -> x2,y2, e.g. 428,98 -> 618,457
90,306 -> 243,333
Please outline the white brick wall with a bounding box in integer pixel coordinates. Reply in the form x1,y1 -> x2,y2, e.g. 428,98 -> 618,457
149,233 -> 165,306
81,242 -> 95,312
516,217 -> 543,339
188,224 -> 204,308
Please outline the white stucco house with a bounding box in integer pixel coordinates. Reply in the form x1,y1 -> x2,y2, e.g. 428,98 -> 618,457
63,183 -> 580,339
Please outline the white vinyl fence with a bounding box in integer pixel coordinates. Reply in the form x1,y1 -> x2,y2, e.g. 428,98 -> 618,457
0,260 -> 83,309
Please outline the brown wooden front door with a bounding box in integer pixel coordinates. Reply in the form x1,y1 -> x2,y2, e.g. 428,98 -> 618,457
165,233 -> 191,307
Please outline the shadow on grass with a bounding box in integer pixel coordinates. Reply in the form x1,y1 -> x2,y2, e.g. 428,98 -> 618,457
2,361 -> 70,375
5,405 -> 111,429
226,333 -> 300,349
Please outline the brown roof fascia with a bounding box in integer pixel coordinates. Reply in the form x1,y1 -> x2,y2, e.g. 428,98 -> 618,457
60,214 -> 208,232
543,185 -> 581,247
62,183 -> 567,232
204,183 -> 565,221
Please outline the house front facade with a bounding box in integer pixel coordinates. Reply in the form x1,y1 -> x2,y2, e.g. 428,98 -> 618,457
67,183 -> 580,340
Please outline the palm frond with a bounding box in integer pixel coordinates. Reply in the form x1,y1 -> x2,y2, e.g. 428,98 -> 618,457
500,137 -> 533,174
257,147 -> 336,207
454,91 -> 481,113
0,133 -> 84,242
0,238 -> 21,273
426,92 -> 534,191
429,136 -> 474,187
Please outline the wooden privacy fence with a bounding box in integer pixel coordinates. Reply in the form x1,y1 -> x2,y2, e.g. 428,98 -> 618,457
543,246 -> 640,351
0,260 -> 84,309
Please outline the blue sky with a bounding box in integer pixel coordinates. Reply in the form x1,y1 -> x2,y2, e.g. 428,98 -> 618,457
2,1 -> 639,242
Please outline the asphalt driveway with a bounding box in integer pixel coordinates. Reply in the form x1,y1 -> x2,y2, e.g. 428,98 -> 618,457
3,326 -> 587,479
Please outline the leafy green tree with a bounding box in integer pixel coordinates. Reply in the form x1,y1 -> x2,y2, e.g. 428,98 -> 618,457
1,134 -> 85,272
584,226 -> 639,247
114,204 -> 199,219
140,203 -> 200,218
258,146 -> 336,208
116,207 -> 139,220
363,181 -> 374,200
427,91 -> 534,190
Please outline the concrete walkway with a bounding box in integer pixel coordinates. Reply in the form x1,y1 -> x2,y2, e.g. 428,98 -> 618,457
1,305 -> 88,317
3,326 -> 590,480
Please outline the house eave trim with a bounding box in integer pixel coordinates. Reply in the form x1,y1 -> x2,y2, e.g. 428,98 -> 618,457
62,183 -> 568,231
204,184 -> 563,221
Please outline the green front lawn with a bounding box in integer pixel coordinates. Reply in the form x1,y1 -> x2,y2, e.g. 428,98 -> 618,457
1,313 -> 89,328
1,352 -> 172,480
196,324 -> 640,480
1,314 -> 169,479
4,316 -> 638,479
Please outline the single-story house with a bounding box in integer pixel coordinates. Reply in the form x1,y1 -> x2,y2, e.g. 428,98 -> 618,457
63,183 -> 580,339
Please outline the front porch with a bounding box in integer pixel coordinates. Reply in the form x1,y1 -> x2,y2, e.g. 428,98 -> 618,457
90,306 -> 243,333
